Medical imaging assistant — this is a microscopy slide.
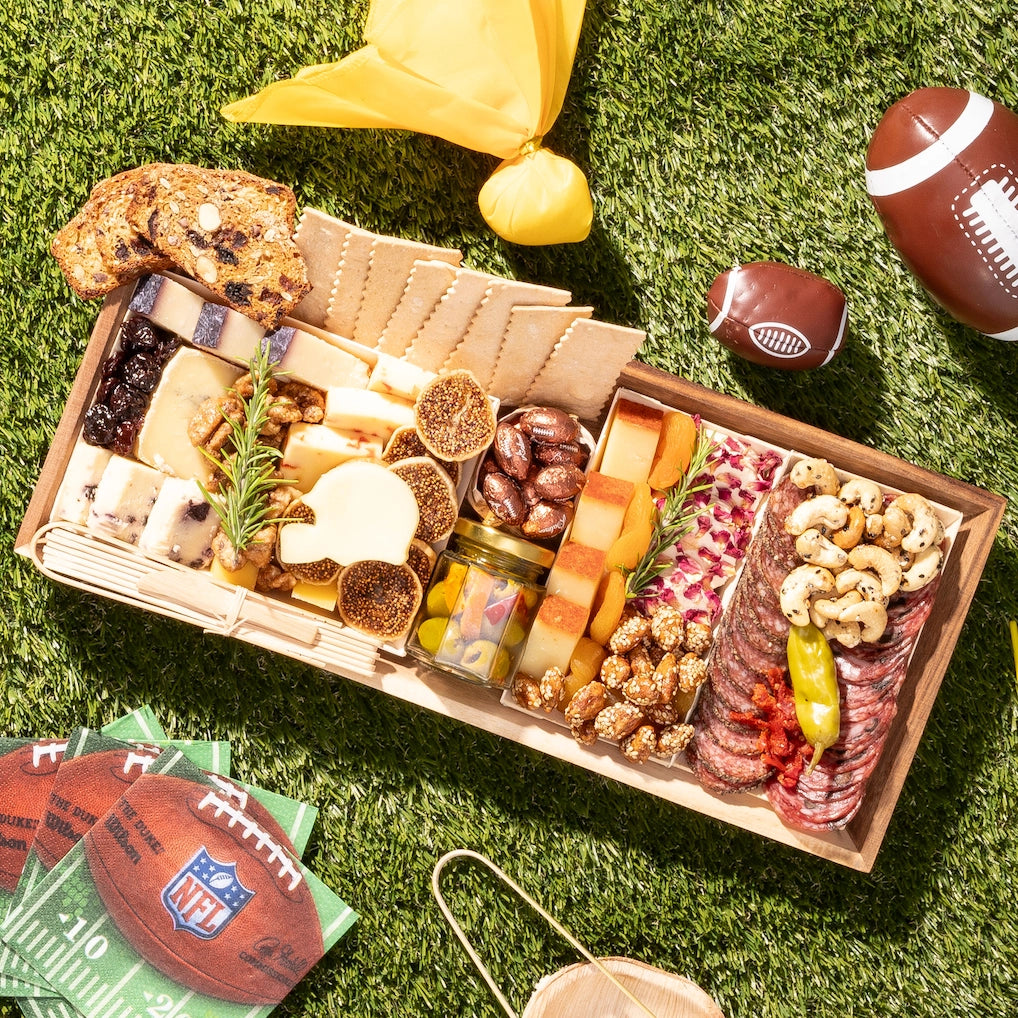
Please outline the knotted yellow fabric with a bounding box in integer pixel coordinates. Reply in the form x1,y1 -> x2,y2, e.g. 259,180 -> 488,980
221,0 -> 592,246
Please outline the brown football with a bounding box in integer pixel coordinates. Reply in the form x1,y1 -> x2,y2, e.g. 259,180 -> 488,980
866,87 -> 1018,341
706,261 -> 848,370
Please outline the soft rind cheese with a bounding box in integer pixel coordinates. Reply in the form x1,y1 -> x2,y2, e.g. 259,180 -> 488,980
598,399 -> 664,485
136,348 -> 243,482
517,595 -> 589,680
50,441 -> 114,525
138,477 -> 218,568
277,460 -> 419,567
323,388 -> 416,440
568,472 -> 634,551
279,422 -> 383,493
87,455 -> 166,544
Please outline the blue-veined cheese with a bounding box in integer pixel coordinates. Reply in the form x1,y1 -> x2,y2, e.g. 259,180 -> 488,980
50,441 -> 113,525
138,477 -> 219,568
87,455 -> 166,544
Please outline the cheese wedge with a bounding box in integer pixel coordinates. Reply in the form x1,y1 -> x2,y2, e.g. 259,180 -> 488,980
191,301 -> 265,361
138,477 -> 218,568
277,460 -> 419,567
368,354 -> 435,401
546,542 -> 606,610
279,422 -> 383,493
129,274 -> 205,339
568,472 -> 634,551
136,348 -> 243,482
517,595 -> 589,680
598,399 -> 664,485
87,455 -> 165,544
264,325 -> 371,389
323,388 -> 416,439
50,441 -> 113,524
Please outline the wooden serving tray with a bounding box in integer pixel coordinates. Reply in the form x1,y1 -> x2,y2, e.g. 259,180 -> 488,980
17,292 -> 1006,872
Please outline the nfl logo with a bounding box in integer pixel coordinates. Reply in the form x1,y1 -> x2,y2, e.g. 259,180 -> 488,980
162,846 -> 255,940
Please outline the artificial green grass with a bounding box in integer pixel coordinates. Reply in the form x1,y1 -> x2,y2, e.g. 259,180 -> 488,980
1,2 -> 1017,1017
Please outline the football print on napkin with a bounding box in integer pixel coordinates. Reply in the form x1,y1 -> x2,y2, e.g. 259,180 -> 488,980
3,749 -> 355,1017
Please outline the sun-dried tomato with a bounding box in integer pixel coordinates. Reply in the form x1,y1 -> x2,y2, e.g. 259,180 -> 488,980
731,667 -> 812,788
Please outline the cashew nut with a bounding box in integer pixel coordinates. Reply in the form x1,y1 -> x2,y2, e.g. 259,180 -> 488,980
864,513 -> 884,540
795,528 -> 849,570
839,477 -> 883,514
790,458 -> 840,495
813,589 -> 864,620
847,545 -> 902,598
831,505 -> 866,550
900,546 -> 942,591
785,495 -> 849,537
779,565 -> 836,625
875,505 -> 910,548
839,599 -> 888,642
835,567 -> 888,605
825,619 -> 863,648
891,493 -> 941,555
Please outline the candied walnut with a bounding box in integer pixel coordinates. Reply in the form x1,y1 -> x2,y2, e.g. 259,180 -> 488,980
232,373 -> 279,400
599,654 -> 631,692
538,667 -> 566,712
608,613 -> 651,654
188,393 -> 243,449
265,484 -> 298,519
621,724 -> 658,764
570,718 -> 599,746
650,605 -> 685,652
564,681 -> 609,724
265,395 -> 303,427
683,621 -> 712,656
623,670 -> 661,707
279,381 -> 325,423
655,723 -> 695,757
513,673 -> 544,712
678,653 -> 708,693
593,702 -> 644,741
256,562 -> 296,593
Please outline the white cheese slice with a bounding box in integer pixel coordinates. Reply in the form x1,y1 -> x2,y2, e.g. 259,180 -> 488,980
367,354 -> 435,401
50,441 -> 114,524
136,348 -> 243,482
190,301 -> 265,363
138,477 -> 219,568
323,388 -> 416,439
129,274 -> 206,340
277,460 -> 419,567
87,455 -> 166,544
264,325 -> 371,389
279,422 -> 383,493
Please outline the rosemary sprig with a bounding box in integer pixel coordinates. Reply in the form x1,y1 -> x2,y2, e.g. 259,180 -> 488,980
622,426 -> 719,599
198,342 -> 289,553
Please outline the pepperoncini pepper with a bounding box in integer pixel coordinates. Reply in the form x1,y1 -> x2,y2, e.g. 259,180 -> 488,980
786,623 -> 840,772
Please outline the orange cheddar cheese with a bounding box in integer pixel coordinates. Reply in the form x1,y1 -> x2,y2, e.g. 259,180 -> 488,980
517,595 -> 589,680
569,471 -> 634,550
598,399 -> 664,485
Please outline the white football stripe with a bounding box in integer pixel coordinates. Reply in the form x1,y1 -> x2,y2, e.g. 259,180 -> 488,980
820,302 -> 849,366
707,264 -> 741,333
866,90 -> 993,197
989,322 -> 1018,340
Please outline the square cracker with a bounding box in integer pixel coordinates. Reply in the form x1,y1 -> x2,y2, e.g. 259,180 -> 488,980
442,279 -> 572,389
377,259 -> 460,357
291,209 -> 357,328
522,318 -> 646,421
353,236 -> 461,348
324,226 -> 375,338
488,305 -> 593,405
404,267 -> 497,372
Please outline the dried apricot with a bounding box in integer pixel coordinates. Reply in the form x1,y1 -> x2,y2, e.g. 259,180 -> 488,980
648,410 -> 697,491
569,637 -> 608,687
589,570 -> 626,647
622,481 -> 655,532
605,518 -> 654,572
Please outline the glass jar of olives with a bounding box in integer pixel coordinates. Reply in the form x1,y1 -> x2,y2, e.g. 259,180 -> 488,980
407,519 -> 555,688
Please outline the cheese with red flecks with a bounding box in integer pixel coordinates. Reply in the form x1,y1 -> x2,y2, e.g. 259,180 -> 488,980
279,423 -> 383,493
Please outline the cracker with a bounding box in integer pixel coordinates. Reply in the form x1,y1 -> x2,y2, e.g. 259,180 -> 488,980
442,279 -> 572,389
377,259 -> 460,357
522,318 -> 646,421
324,226 -> 374,338
291,209 -> 357,328
353,236 -> 461,348
404,267 -> 495,372
488,305 -> 593,405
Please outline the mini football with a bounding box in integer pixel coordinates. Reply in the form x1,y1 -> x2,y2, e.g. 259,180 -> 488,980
866,87 -> 1018,341
0,739 -> 66,892
706,261 -> 848,369
85,772 -> 322,1005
